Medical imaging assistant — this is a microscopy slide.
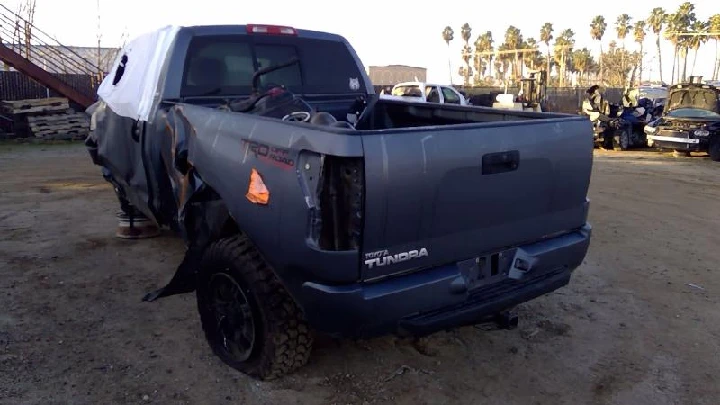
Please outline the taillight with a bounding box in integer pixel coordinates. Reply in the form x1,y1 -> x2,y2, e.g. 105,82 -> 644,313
246,24 -> 297,35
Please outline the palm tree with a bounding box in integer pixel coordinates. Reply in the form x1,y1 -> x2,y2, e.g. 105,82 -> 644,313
571,48 -> 592,85
554,29 -> 575,87
540,23 -> 554,76
664,13 -> 681,83
473,34 -> 495,85
675,2 -> 697,82
647,8 -> 667,83
590,16 -> 607,83
473,37 -> 483,84
524,38 -> 540,69
460,23 -> 472,86
503,26 -> 523,82
688,20 -> 707,75
497,43 -> 512,82
708,14 -> 720,80
442,26 -> 455,84
634,20 -> 646,86
476,31 -> 494,80
616,14 -> 632,48
616,14 -> 632,79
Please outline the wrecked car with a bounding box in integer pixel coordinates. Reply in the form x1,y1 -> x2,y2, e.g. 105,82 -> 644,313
85,24 -> 593,380
644,76 -> 720,161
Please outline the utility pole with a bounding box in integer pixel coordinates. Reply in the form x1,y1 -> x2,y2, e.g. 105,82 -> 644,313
97,0 -> 102,80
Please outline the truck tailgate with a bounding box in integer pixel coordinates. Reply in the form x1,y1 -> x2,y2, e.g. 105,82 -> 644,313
360,117 -> 593,280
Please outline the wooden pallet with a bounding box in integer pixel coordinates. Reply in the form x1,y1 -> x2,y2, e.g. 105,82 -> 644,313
26,112 -> 90,139
35,130 -> 88,141
2,97 -> 70,114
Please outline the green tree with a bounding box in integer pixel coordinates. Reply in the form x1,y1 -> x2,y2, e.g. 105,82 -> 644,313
602,40 -> 640,86
460,23 -> 473,86
540,23 -> 554,76
442,26 -> 455,84
708,14 -> 720,80
634,20 -> 646,85
648,7 -> 667,83
590,16 -> 607,83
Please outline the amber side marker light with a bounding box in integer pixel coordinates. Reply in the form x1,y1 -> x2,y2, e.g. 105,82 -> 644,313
246,168 -> 270,205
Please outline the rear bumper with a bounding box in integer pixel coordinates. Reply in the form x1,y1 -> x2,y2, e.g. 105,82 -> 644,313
299,224 -> 591,338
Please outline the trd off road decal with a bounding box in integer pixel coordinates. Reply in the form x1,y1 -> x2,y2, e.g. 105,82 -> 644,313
243,140 -> 295,169
364,248 -> 429,269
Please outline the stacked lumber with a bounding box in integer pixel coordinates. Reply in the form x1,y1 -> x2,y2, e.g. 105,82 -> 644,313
0,97 -> 90,140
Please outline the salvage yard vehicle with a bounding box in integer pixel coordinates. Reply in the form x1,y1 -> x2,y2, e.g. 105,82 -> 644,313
644,76 -> 720,161
380,81 -> 470,105
582,85 -> 661,150
581,85 -> 625,149
85,24 -> 593,380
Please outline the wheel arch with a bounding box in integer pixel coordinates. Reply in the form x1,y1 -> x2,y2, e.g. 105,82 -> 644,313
142,183 -> 246,302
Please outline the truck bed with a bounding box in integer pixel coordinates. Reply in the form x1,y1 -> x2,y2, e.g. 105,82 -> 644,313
163,98 -> 593,285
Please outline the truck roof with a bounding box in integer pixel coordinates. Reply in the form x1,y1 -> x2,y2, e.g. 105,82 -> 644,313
97,24 -> 371,121
177,24 -> 348,43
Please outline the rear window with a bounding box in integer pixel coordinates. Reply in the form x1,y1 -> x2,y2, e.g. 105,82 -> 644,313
391,85 -> 422,97
181,35 -> 366,97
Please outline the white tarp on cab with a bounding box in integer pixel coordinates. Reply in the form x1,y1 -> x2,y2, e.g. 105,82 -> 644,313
97,25 -> 181,122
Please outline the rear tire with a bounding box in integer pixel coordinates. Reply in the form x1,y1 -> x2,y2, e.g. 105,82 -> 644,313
709,138 -> 720,162
196,235 -> 313,380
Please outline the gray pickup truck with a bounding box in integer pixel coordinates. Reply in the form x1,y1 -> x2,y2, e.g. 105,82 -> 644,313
85,24 -> 593,380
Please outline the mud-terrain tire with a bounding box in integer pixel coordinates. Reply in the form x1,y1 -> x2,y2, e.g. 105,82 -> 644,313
196,235 -> 313,380
709,138 -> 720,162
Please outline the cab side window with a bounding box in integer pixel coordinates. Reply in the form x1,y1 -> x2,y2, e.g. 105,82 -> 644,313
426,86 -> 441,103
441,86 -> 461,104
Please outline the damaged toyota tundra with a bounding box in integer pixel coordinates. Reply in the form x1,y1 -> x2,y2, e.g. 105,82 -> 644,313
85,24 -> 593,379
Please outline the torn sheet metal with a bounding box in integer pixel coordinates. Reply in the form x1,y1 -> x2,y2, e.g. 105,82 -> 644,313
88,97 -> 366,301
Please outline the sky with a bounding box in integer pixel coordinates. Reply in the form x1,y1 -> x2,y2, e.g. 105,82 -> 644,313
5,0 -> 718,84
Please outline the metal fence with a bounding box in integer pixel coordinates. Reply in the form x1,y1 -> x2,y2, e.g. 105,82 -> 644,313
1,73 -> 625,114
458,86 -> 625,113
0,71 -> 96,101
373,85 -> 625,114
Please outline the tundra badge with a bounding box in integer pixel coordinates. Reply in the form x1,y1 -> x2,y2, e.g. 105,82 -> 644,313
364,248 -> 429,269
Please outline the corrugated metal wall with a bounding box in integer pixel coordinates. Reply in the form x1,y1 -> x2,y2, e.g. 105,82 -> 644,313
0,71 -> 96,101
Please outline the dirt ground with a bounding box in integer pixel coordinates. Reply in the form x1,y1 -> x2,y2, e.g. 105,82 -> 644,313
1,142 -> 719,405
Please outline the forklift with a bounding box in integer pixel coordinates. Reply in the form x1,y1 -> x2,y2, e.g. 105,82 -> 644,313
517,69 -> 547,112
491,69 -> 547,112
